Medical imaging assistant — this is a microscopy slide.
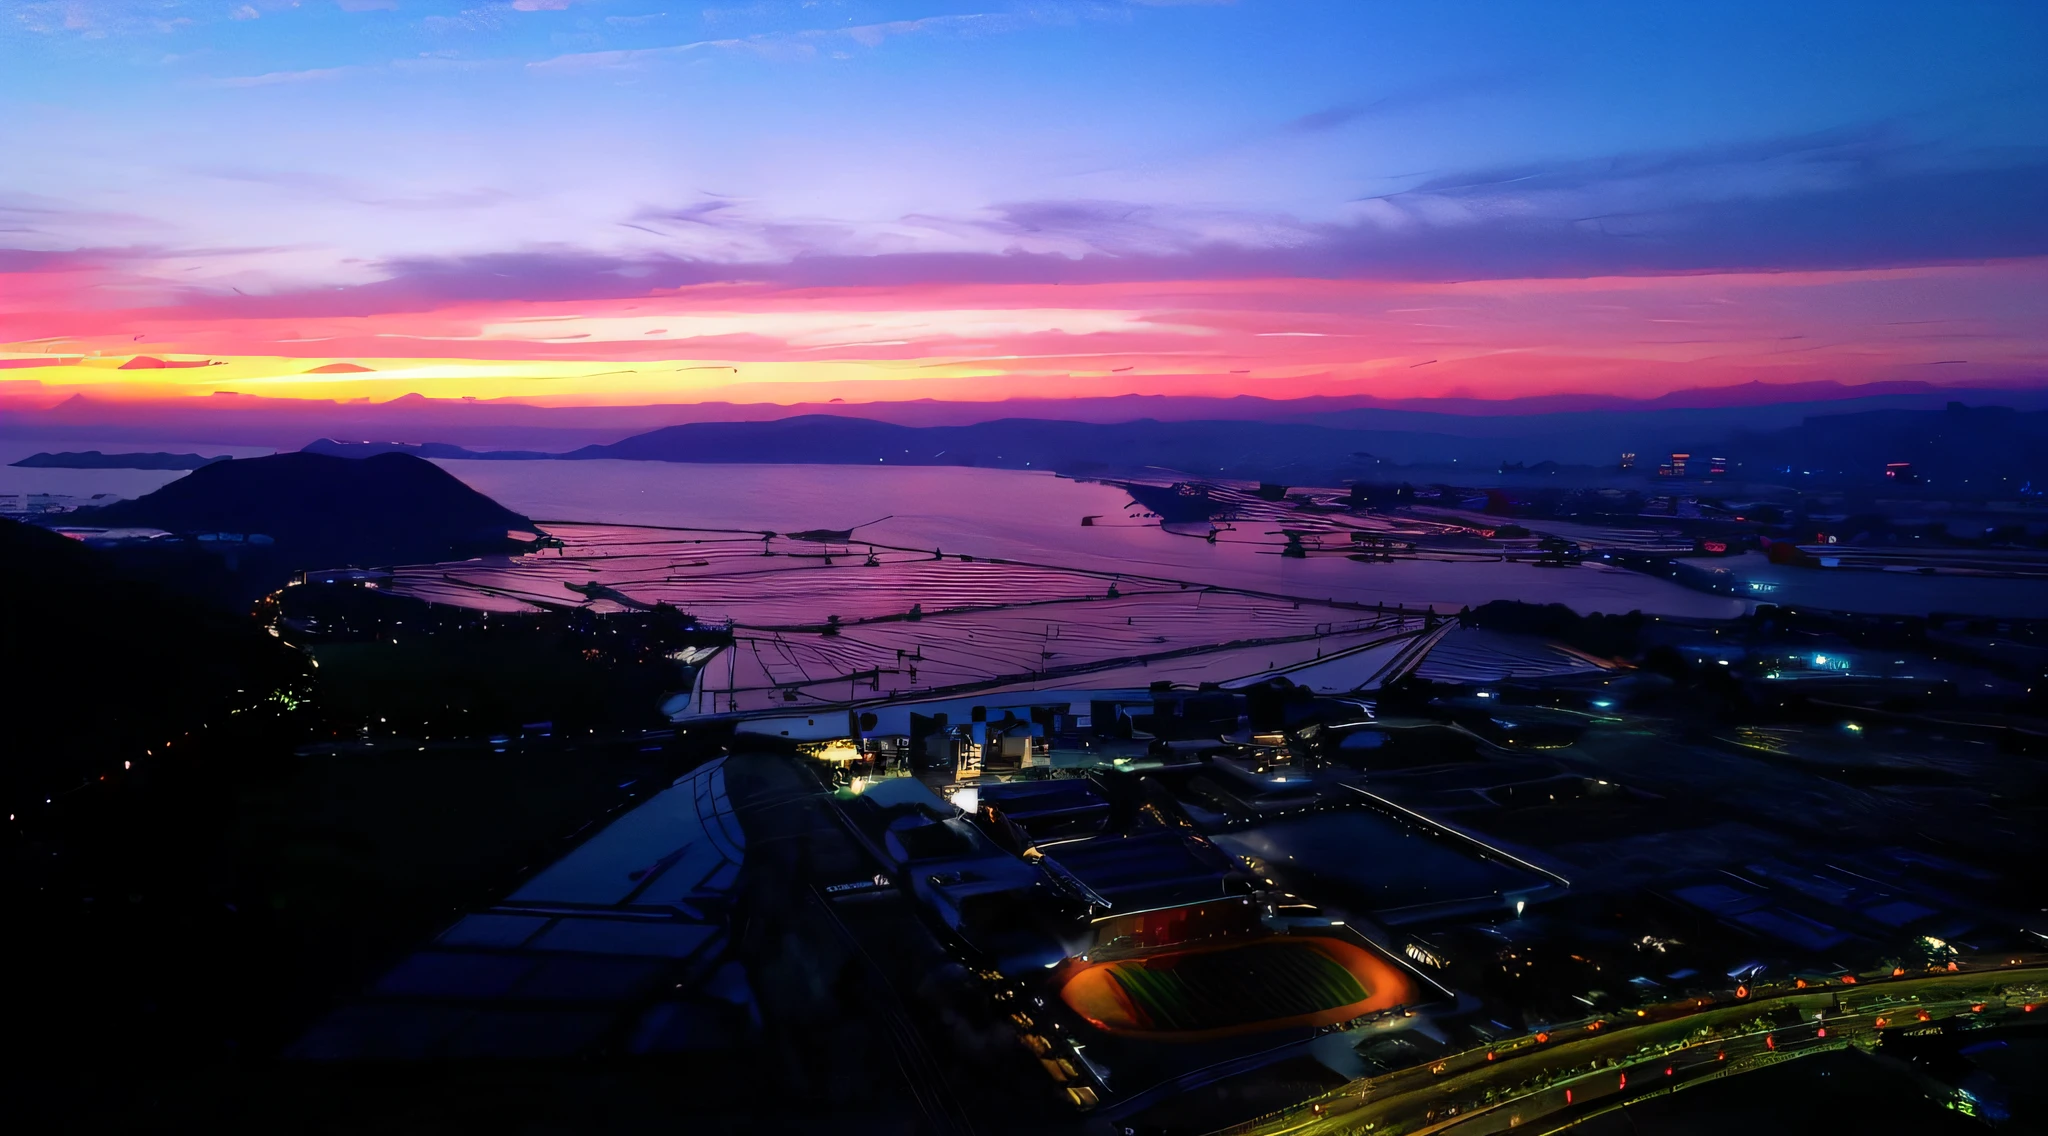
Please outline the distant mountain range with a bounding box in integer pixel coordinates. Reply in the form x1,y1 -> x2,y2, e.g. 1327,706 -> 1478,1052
308,419 -> 1470,478
302,402 -> 2048,491
11,380 -> 2047,455
12,450 -> 232,470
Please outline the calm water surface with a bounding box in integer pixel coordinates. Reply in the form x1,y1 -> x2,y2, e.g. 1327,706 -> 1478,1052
433,460 -> 1744,618
23,448 -> 2024,617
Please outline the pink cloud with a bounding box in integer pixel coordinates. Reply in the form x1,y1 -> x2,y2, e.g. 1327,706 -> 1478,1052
5,252 -> 2044,404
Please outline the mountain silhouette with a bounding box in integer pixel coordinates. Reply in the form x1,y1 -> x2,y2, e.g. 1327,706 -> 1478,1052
296,402 -> 2048,487
77,452 -> 536,592
12,450 -> 232,470
0,518 -> 299,808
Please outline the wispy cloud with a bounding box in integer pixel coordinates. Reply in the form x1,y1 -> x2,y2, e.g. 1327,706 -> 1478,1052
634,198 -> 740,226
1283,72 -> 1534,136
200,65 -> 356,88
531,7 -> 1080,72
324,131 -> 2048,307
603,10 -> 669,27
0,193 -> 169,242
527,36 -> 748,72
10,0 -> 379,37
11,0 -> 193,37
840,11 -> 1033,48
422,5 -> 505,35
196,166 -> 518,212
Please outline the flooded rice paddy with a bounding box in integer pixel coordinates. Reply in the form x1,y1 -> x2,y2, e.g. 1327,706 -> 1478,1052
364,462 -> 1740,713
429,460 -> 1742,619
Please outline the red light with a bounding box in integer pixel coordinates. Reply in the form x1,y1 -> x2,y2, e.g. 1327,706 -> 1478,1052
1735,985 -> 1749,999
1840,975 -> 1856,984
1619,1073 -> 1627,1090
1716,1051 -> 1727,1061
1817,1028 -> 1826,1038
1972,1004 -> 1986,1013
1566,1090 -> 1573,1104
1536,1032 -> 1550,1044
1766,1036 -> 1776,1050
1796,979 -> 1807,989
1893,967 -> 1905,976
1486,1052 -> 1496,1062
1664,1067 -> 1673,1077
2027,1005 -> 2038,1013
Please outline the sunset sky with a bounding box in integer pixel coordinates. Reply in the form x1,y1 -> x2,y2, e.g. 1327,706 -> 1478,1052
5,0 -> 2045,408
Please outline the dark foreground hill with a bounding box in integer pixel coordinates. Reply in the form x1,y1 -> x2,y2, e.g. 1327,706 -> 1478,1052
0,518 -> 301,809
3,515 -> 724,1129
75,451 -> 536,596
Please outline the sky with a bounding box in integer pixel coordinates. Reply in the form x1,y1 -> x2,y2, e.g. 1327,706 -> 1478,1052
3,0 -> 2046,408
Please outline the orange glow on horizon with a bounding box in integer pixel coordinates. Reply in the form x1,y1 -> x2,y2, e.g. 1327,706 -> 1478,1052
5,261 -> 2044,407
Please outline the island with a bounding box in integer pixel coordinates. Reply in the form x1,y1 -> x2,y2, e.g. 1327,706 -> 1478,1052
11,450 -> 233,470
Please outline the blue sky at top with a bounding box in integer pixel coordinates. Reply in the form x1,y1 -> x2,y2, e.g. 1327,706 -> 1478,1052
2,0 -> 2045,292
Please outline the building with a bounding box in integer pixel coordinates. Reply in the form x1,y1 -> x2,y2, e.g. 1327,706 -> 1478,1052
982,719 -> 1048,769
922,724 -> 982,770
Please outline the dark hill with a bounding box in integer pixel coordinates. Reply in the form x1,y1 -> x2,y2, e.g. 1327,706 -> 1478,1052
0,518 -> 300,809
75,452 -> 535,595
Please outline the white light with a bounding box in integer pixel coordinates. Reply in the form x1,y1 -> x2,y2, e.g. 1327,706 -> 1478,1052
1515,900 -> 1526,916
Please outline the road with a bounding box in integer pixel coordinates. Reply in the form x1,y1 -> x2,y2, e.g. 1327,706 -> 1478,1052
1224,963 -> 2048,1136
